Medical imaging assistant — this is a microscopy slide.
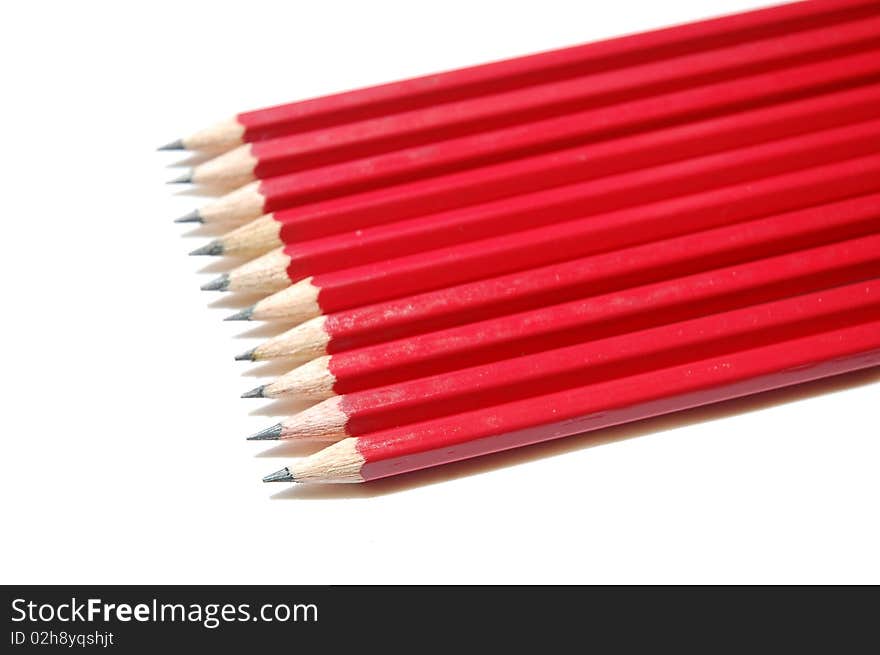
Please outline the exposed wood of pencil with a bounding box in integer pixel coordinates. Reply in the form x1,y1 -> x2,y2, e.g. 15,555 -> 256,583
188,146 -> 258,188
266,310 -> 880,484
238,151 -> 880,323
189,83 -> 880,259
179,181 -> 264,225
202,246 -> 290,294
261,277 -> 880,442
174,117 -> 245,153
183,47 -> 880,226
267,397 -> 347,441
200,248 -> 291,293
257,356 -> 336,400
170,0 -> 878,153
239,316 -> 330,364
251,233 -> 880,402
203,117 -> 880,292
194,214 -> 282,259
248,277 -> 322,324
185,15 -> 880,187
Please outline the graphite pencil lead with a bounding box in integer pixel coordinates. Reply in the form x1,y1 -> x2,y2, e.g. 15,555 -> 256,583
225,307 -> 254,322
189,241 -> 224,256
241,385 -> 266,399
174,210 -> 203,224
263,467 -> 294,483
157,139 -> 184,151
200,274 -> 229,292
234,347 -> 256,361
248,423 -> 284,441
167,170 -> 194,184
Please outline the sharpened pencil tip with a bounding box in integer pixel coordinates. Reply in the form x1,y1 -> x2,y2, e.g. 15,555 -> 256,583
225,307 -> 254,322
201,274 -> 229,292
157,138 -> 185,151
248,423 -> 284,441
234,347 -> 257,361
174,210 -> 203,224
241,385 -> 266,399
167,170 -> 193,184
189,241 -> 223,256
263,467 -> 294,483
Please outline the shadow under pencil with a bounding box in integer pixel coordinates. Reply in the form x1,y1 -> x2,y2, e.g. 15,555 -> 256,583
180,223 -> 232,239
248,396 -> 319,419
270,365 -> 880,500
207,291 -> 269,311
240,358 -> 307,379
232,322 -> 297,340
164,151 -> 218,168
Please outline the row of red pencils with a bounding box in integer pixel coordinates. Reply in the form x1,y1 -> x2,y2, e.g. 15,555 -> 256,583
162,0 -> 880,487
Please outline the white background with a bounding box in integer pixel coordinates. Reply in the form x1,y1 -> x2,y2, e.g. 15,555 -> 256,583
1,0 -> 877,584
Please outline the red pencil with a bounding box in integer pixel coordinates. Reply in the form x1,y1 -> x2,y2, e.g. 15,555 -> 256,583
185,13 -> 880,188
244,191 -> 880,365
165,0 -> 880,152
202,82 -> 880,258
262,289 -> 880,483
246,233 -> 880,401
183,47 -> 880,225
209,116 -> 880,293
254,278 -> 880,442
238,151 -> 880,323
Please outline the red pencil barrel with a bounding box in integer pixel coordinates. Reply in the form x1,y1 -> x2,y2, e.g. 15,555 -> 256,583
311,152 -> 880,315
356,303 -> 880,482
323,192 -> 880,352
247,14 -> 880,177
281,116 -> 880,279
274,83 -> 880,244
237,0 -> 880,141
341,278 -> 880,436
326,234 -> 880,395
255,47 -> 880,211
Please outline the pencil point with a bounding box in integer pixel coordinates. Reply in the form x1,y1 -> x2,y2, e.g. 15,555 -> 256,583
157,139 -> 184,151
174,210 -> 203,224
263,467 -> 294,483
189,241 -> 223,256
234,347 -> 257,361
241,385 -> 266,399
248,423 -> 283,441
225,307 -> 254,322
201,274 -> 229,292
167,170 -> 193,184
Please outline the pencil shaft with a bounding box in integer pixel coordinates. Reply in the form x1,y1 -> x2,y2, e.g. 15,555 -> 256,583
280,233 -> 880,400
297,152 -> 880,318
279,116 -> 880,281
269,82 -> 880,245
213,0 -> 880,148
352,314 -> 880,483
198,46 -> 880,225
198,13 -> 880,186
308,278 -> 880,440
